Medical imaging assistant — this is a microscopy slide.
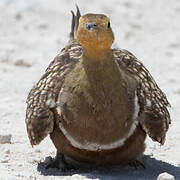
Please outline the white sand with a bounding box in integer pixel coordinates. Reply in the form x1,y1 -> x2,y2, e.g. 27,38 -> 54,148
0,0 -> 180,179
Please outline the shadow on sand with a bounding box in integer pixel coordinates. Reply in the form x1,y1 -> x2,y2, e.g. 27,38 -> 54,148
37,155 -> 180,180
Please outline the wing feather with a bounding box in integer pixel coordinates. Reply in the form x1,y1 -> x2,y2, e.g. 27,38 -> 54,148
113,48 -> 171,144
25,43 -> 82,146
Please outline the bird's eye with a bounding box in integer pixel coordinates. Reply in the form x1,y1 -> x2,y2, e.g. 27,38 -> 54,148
107,22 -> 110,28
86,23 -> 96,30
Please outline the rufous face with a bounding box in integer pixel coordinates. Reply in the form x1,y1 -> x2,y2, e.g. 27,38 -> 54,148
77,14 -> 114,52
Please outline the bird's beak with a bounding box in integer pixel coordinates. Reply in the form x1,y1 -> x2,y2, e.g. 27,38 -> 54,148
86,23 -> 97,31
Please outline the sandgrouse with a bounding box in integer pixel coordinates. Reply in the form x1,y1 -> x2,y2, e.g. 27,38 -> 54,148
26,6 -> 171,169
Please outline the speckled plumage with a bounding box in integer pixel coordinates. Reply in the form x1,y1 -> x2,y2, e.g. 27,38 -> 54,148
25,6 -> 170,167
113,49 -> 170,144
26,42 -> 82,146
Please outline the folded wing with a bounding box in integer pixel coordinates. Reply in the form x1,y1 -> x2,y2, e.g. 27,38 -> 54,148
26,6 -> 82,146
113,48 -> 171,145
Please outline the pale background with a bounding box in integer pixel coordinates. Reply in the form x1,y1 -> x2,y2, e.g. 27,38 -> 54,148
0,0 -> 180,179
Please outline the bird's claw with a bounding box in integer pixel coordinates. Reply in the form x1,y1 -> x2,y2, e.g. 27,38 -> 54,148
129,160 -> 145,169
45,153 -> 77,172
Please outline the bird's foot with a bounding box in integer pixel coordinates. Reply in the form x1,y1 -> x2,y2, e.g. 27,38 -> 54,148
45,153 -> 77,172
129,160 -> 145,169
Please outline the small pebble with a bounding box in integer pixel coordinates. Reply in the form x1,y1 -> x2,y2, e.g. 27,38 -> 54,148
4,149 -> 10,154
0,157 -> 9,163
0,134 -> 12,144
71,174 -> 84,179
28,157 -> 40,164
157,172 -> 175,180
35,148 -> 41,153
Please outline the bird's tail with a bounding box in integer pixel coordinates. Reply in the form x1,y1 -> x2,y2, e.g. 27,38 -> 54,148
70,5 -> 81,41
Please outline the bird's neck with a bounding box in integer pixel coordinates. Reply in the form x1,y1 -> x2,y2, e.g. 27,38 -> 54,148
83,48 -> 112,62
81,48 -> 123,83
82,48 -> 113,71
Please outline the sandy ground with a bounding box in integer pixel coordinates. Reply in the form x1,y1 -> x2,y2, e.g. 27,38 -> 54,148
0,0 -> 180,179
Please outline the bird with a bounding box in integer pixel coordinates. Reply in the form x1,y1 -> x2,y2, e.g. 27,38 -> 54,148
25,6 -> 171,170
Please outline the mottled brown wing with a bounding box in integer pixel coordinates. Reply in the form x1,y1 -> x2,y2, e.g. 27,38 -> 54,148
25,42 -> 82,146
113,48 -> 171,144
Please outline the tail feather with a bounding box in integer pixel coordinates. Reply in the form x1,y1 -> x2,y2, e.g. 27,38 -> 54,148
70,5 -> 81,41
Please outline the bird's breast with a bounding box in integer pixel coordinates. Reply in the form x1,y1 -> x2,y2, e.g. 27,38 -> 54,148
56,61 -> 138,151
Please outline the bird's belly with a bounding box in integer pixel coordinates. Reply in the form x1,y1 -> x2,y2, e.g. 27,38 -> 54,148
57,66 -> 138,151
57,85 -> 137,151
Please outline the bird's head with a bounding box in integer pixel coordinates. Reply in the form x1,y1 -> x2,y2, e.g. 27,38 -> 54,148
77,14 -> 114,60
